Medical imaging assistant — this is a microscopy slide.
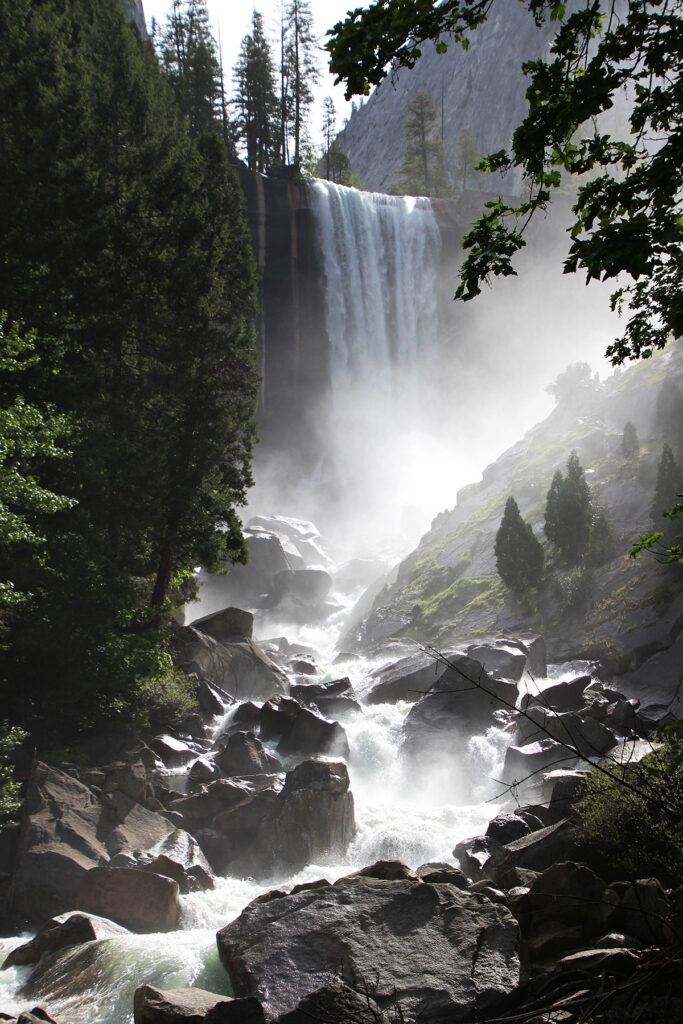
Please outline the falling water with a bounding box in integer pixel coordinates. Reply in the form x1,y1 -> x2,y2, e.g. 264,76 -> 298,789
310,180 -> 442,396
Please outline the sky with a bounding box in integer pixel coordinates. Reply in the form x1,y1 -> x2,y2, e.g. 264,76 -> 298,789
141,0 -> 360,141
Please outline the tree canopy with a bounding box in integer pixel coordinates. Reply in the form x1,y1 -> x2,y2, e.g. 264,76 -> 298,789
0,0 -> 259,737
495,496 -> 544,592
393,90 -> 451,197
326,0 -> 683,365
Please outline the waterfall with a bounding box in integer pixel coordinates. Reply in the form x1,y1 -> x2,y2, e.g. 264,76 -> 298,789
310,180 -> 442,400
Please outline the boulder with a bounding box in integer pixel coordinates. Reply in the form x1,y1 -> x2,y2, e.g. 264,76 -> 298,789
149,736 -> 198,769
611,878 -> 673,945
415,862 -> 469,888
259,697 -> 349,760
8,762 -> 198,924
365,649 -> 458,705
191,607 -> 254,644
273,761 -> 355,873
403,669 -> 518,752
133,985 -> 265,1024
76,866 -> 180,933
139,831 -> 214,894
514,707 -> 617,760
515,861 -> 618,959
100,762 -> 148,804
467,642 -> 528,682
453,836 -> 503,882
188,758 -> 219,785
488,820 -> 579,883
347,860 -> 418,882
272,569 -> 333,606
2,912 -> 128,969
216,875 -> 523,1022
196,681 -> 228,719
290,678 -> 361,718
276,982 -> 387,1024
214,732 -> 282,777
486,813 -> 532,845
174,626 -> 287,702
522,675 -> 592,713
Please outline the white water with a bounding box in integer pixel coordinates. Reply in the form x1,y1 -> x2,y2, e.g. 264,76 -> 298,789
0,618 -> 513,1024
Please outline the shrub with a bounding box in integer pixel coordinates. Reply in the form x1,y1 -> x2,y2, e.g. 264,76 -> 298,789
576,734 -> 683,878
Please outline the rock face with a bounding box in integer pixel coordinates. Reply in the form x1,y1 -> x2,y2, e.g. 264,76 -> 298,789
76,866 -> 180,933
8,762 -> 207,925
133,985 -> 265,1024
173,625 -> 287,702
2,912 -> 128,969
216,875 -> 523,1022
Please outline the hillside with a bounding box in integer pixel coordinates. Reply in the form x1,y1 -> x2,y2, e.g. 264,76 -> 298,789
349,347 -> 683,710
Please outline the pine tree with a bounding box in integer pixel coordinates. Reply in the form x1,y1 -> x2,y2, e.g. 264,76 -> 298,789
651,444 -> 682,532
322,96 -> 336,180
395,91 -> 450,197
233,10 -> 279,173
656,379 -> 683,441
455,127 -> 479,189
158,0 -> 223,139
283,0 -> 319,168
543,452 -> 593,564
588,509 -> 617,567
544,470 -> 564,546
621,421 -> 639,458
495,496 -> 544,593
0,0 -> 259,736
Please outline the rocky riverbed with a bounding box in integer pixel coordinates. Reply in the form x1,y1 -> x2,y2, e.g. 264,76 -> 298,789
1,514 -> 681,1024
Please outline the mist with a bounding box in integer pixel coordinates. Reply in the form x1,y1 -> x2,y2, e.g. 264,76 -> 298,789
243,181 -> 621,566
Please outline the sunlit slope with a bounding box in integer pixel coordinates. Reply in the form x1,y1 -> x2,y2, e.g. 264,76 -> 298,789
355,348 -> 683,676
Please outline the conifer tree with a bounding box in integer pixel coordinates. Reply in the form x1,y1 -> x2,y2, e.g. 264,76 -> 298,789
158,0 -> 223,138
656,379 -> 683,441
588,509 -> 617,567
233,10 -> 279,173
283,0 -> 319,167
0,0 -> 259,736
543,452 -> 592,564
455,127 -> 479,189
621,421 -> 639,459
495,496 -> 544,593
651,444 -> 682,533
322,96 -> 336,180
395,91 -> 450,197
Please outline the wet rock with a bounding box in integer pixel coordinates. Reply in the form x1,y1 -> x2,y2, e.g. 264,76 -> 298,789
14,1012 -> 61,1024
522,675 -> 592,713
453,836 -> 504,882
347,860 -> 418,882
468,881 -> 508,904
276,982 -> 387,1024
289,678 -> 361,718
503,739 -> 574,792
215,702 -> 262,741
2,912 -> 128,969
486,813 -> 532,845
100,762 -> 148,804
8,762 -> 197,924
76,866 -> 180,933
402,670 -> 518,752
188,758 -> 219,784
543,769 -> 589,822
179,714 -> 208,740
197,680 -> 228,718
133,985 -> 265,1024
272,569 -> 333,608
515,707 -> 617,760
139,829 -> 215,893
488,820 -> 579,883
192,607 -> 254,644
259,696 -> 349,760
611,878 -> 673,945
174,626 -> 287,702
515,861 -> 617,959
415,862 -> 469,887
214,732 -> 282,777
216,875 -> 523,1022
273,761 -> 355,873
149,736 -> 197,769
467,641 -> 527,681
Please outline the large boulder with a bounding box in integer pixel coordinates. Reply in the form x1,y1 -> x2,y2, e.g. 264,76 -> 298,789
174,626 -> 288,702
76,866 -> 180,933
276,982 -> 387,1024
133,985 -> 265,1024
522,675 -> 592,713
8,763 -> 206,925
216,875 -> 523,1023
258,697 -> 349,760
273,761 -> 355,873
289,678 -> 361,718
2,912 -> 128,969
190,607 -> 254,644
466,642 -> 528,682
214,732 -> 282,777
402,664 -> 518,753
272,569 -> 333,607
